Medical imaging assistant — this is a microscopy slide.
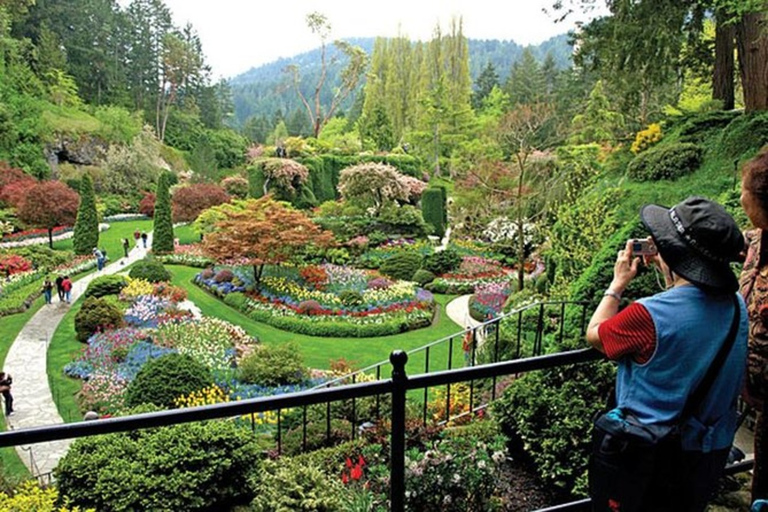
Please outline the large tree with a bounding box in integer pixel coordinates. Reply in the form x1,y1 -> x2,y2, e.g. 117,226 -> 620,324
171,183 -> 230,223
17,181 -> 79,248
202,196 -> 334,287
72,174 -> 99,255
286,12 -> 368,138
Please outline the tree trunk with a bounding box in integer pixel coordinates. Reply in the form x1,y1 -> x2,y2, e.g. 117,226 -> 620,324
516,155 -> 526,292
48,228 -> 54,249
713,13 -> 735,110
737,11 -> 768,112
253,264 -> 264,288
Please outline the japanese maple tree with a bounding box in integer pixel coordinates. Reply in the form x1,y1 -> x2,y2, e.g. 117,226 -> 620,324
202,196 -> 334,287
17,181 -> 79,248
172,183 -> 230,223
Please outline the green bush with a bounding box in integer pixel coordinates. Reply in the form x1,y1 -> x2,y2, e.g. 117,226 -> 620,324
128,258 -> 171,283
152,172 -> 175,254
247,166 -> 266,199
2,246 -> 70,270
72,174 -> 99,255
250,458 -> 344,512
677,110 -> 741,140
379,251 -> 423,281
281,418 -> 354,457
223,291 -> 247,309
74,297 -> 124,342
84,274 -> 128,298
421,188 -> 446,237
238,342 -> 307,387
422,248 -> 461,275
412,268 -> 436,286
378,203 -> 431,237
626,142 -> 703,181
719,111 -> 768,159
124,353 -> 212,408
55,418 -> 260,511
338,290 -> 363,307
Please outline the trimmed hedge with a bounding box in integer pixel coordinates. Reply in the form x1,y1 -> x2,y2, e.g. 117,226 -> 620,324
238,343 -> 307,387
152,172 -> 175,254
84,274 -> 128,298
74,296 -> 124,342
72,174 -> 99,255
423,248 -> 461,275
129,258 -> 171,283
379,251 -> 423,281
421,188 -> 446,237
412,268 -> 436,286
626,142 -> 703,181
124,353 -> 213,408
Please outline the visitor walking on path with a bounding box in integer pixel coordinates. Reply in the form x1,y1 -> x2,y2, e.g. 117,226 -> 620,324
93,247 -> 105,271
61,275 -> 72,303
141,232 -> 148,248
42,277 -> 53,304
55,275 -> 64,302
122,238 -> 130,258
0,372 -> 13,417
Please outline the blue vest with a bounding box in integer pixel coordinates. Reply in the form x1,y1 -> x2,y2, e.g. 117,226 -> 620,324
616,285 -> 747,452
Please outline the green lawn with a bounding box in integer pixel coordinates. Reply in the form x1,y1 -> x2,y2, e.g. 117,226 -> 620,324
53,220 -> 154,260
0,298 -> 43,480
47,299 -> 86,424
167,265 -> 464,375
174,223 -> 198,245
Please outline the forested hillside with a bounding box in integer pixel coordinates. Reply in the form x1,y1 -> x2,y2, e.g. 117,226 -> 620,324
231,34 -> 571,132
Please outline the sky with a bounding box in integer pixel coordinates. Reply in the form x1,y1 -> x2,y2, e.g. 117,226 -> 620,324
158,0 -> 606,80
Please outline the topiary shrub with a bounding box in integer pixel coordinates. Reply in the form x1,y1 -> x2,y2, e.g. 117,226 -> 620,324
422,248 -> 461,275
338,290 -> 363,307
55,416 -> 260,511
421,188 -> 446,237
412,268 -> 436,286
238,342 -> 307,387
152,172 -> 175,254
84,274 -> 128,298
250,458 -> 344,512
124,353 -> 213,408
72,174 -> 99,255
379,251 -> 423,281
719,111 -> 768,159
626,142 -> 703,181
74,297 -> 124,342
129,258 -> 171,283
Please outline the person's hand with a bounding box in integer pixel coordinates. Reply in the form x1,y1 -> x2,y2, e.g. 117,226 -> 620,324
610,240 -> 641,293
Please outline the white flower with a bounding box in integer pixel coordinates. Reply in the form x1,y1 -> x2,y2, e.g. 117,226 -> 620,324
477,460 -> 487,469
452,473 -> 461,484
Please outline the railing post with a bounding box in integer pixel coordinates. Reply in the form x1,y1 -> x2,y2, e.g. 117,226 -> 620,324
390,350 -> 408,512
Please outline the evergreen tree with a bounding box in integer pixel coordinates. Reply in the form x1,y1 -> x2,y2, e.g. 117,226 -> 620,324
472,62 -> 499,110
152,172 -> 175,254
505,48 -> 546,106
72,174 -> 99,255
569,80 -> 624,145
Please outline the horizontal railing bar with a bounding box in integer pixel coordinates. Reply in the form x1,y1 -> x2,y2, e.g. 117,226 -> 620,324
0,380 -> 392,448
405,348 -> 602,390
313,300 -> 589,389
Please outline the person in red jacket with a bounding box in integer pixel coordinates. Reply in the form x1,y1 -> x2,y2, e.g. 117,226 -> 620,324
61,275 -> 72,304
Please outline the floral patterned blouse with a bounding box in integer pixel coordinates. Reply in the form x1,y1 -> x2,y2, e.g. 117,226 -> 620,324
739,228 -> 768,406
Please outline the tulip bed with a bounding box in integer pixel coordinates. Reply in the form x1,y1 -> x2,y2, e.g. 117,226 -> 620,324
194,263 -> 436,337
428,256 -> 515,295
63,277 -> 324,415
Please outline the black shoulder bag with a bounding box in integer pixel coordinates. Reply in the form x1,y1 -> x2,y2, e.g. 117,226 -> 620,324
589,296 -> 741,512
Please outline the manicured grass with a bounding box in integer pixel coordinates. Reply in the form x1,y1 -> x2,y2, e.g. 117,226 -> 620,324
167,265 -> 465,375
0,299 -> 43,479
47,299 -> 85,424
54,220 -> 153,261
174,223 -> 198,245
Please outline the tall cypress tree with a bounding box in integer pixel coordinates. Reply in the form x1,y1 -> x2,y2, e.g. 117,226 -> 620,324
72,174 -> 99,255
152,172 -> 175,254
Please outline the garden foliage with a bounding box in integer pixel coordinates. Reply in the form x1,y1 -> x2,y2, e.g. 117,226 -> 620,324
84,274 -> 128,298
379,251 -> 423,281
151,172 -> 175,254
626,142 -> 703,181
72,174 -> 99,255
128,258 -> 171,283
238,342 -> 307,387
421,188 -> 446,237
250,458 -> 344,512
124,353 -> 213,408
718,111 -> 768,159
74,296 -> 124,342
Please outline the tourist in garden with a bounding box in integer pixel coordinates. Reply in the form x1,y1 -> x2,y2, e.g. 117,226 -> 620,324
93,247 -> 105,271
141,232 -> 148,248
133,229 -> 141,246
55,274 -> 64,302
585,196 -> 747,512
739,150 -> 768,503
122,238 -> 130,258
0,372 -> 13,417
62,275 -> 72,304
42,276 -> 53,304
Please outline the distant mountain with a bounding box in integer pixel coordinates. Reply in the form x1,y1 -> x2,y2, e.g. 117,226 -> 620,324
230,34 -> 572,128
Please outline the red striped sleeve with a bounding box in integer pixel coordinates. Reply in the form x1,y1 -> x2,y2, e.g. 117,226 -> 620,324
597,302 -> 656,364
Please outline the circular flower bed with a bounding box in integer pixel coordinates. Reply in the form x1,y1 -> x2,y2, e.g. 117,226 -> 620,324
195,263 -> 436,337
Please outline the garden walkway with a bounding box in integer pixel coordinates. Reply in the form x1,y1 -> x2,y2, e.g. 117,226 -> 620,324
3,232 -> 153,477
445,294 -> 481,331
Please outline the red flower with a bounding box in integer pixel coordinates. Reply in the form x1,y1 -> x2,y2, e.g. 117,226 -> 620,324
341,472 -> 349,484
358,455 -> 365,467
351,463 -> 363,481
345,457 -> 353,469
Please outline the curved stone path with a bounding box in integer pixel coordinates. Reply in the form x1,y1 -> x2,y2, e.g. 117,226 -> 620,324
4,233 -> 153,477
445,294 -> 481,331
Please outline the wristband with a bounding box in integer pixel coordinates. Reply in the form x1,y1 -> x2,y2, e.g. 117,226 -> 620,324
603,289 -> 622,302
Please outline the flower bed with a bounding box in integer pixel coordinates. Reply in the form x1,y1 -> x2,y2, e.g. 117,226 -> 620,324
2,226 -> 72,242
155,244 -> 214,267
358,239 -> 433,269
103,214 -> 150,222
470,281 -> 514,320
194,263 -> 436,337
429,256 -> 514,294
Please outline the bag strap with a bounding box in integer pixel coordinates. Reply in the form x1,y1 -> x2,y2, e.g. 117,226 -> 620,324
680,295 -> 741,422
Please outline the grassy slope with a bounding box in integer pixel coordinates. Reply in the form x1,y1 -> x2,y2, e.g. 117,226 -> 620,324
53,220 -> 154,261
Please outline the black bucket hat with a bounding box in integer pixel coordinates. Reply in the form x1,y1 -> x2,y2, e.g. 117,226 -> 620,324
640,196 -> 744,293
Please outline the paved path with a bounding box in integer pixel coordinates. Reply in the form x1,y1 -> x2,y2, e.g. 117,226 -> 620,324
4,233 -> 153,477
0,223 -> 110,249
444,294 -> 480,331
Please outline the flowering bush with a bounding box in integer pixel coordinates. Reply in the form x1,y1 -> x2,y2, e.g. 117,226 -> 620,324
0,254 -> 32,275
481,218 -> 539,249
152,282 -> 187,303
119,278 -> 155,301
299,265 -> 328,290
631,122 -> 662,154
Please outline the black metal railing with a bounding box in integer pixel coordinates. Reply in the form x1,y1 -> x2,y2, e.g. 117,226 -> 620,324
314,300 -> 590,426
0,348 -> 752,511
